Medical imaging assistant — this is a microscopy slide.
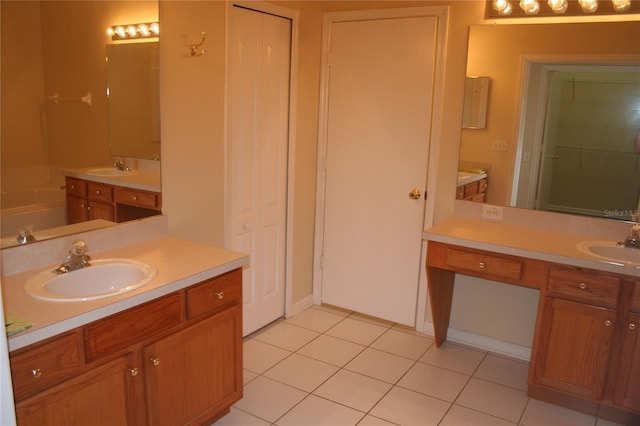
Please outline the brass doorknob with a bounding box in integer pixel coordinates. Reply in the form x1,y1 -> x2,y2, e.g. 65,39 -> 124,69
409,189 -> 421,200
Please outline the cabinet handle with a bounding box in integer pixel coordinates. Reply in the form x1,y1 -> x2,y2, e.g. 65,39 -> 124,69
129,368 -> 139,377
605,320 -> 612,327
630,323 -> 637,330
150,357 -> 160,367
579,282 -> 587,290
215,291 -> 225,300
31,368 -> 42,379
478,262 -> 486,269
95,190 -> 101,195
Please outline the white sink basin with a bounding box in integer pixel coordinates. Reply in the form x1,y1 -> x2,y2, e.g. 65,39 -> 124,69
25,259 -> 157,302
577,241 -> 640,267
86,167 -> 137,177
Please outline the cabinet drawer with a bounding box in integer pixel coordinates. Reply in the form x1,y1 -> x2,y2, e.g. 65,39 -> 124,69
445,248 -> 523,281
115,186 -> 161,210
187,268 -> 242,319
85,293 -> 181,361
65,177 -> 87,198
547,266 -> 620,308
10,331 -> 85,401
88,182 -> 114,203
631,281 -> 640,313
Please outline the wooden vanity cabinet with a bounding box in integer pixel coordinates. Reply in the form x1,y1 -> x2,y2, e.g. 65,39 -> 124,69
426,241 -> 640,423
455,177 -> 488,203
9,268 -> 243,426
65,176 -> 161,225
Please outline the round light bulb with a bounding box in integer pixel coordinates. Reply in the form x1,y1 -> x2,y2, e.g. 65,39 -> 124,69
150,23 -> 160,35
115,26 -> 126,38
578,0 -> 598,12
548,0 -> 568,13
138,24 -> 150,36
612,0 -> 631,11
520,0 -> 541,14
126,25 -> 137,37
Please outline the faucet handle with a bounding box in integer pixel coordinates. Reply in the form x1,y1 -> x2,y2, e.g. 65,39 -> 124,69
71,240 -> 88,256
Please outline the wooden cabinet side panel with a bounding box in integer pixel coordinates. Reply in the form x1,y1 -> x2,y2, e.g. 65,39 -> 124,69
144,305 -> 243,425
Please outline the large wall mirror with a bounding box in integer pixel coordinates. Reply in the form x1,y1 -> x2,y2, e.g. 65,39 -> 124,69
0,1 -> 160,248
459,21 -> 640,221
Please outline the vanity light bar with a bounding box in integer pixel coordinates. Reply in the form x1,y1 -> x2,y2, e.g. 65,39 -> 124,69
107,22 -> 159,40
488,0 -> 639,17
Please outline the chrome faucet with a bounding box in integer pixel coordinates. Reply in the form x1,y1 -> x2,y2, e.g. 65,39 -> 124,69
16,226 -> 36,245
113,158 -> 130,171
54,240 -> 91,274
618,215 -> 640,249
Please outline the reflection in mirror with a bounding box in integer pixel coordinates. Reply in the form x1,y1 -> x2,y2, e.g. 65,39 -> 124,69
0,1 -> 160,249
107,42 -> 160,160
462,76 -> 490,129
459,21 -> 640,221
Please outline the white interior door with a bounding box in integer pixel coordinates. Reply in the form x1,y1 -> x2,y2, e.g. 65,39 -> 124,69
228,6 -> 291,335
319,15 -> 437,326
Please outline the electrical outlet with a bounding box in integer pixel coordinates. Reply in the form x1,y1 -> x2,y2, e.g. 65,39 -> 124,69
491,140 -> 508,152
482,205 -> 503,221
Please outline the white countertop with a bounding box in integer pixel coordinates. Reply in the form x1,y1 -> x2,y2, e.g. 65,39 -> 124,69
423,216 -> 640,277
457,171 -> 487,187
64,167 -> 161,192
3,236 -> 248,351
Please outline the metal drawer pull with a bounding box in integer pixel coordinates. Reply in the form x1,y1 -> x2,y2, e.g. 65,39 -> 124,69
578,282 -> 587,290
95,190 -> 101,195
605,320 -> 612,327
478,262 -> 486,269
215,291 -> 225,300
31,368 -> 42,379
129,368 -> 139,377
630,323 -> 637,330
150,357 -> 160,367
132,196 -> 138,201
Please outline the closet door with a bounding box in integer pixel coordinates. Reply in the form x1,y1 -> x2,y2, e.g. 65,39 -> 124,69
228,6 -> 291,335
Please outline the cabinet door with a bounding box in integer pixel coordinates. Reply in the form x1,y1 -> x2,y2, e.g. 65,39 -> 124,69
15,354 -> 139,426
533,297 -> 616,400
88,201 -> 115,222
66,196 -> 88,224
614,312 -> 640,411
144,306 -> 242,425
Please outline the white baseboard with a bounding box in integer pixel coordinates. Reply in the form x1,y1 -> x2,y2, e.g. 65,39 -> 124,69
422,321 -> 532,362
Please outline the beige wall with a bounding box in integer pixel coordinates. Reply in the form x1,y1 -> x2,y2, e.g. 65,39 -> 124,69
159,0 -> 486,306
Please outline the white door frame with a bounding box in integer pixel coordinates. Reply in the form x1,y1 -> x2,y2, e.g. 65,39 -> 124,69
224,0 -> 299,320
313,6 -> 449,332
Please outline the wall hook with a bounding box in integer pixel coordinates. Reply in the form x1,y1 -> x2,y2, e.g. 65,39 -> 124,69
190,32 -> 207,57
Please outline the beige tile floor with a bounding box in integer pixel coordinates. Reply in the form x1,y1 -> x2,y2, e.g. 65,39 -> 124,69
212,305 -> 623,426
